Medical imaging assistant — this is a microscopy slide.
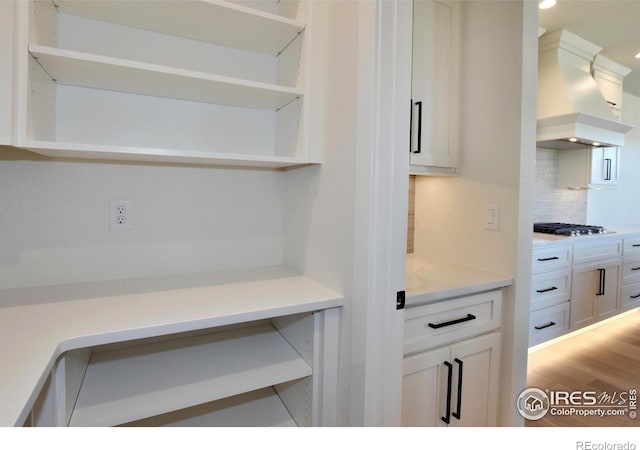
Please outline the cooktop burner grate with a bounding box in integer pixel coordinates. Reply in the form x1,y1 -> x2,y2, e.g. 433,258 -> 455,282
534,222 -> 606,236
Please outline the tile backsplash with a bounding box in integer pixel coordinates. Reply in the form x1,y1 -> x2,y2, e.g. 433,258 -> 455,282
534,148 -> 587,224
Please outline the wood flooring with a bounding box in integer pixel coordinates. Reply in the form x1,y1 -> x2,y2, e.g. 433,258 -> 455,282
525,310 -> 640,427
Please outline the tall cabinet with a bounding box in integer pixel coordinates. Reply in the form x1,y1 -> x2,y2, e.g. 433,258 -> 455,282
410,0 -> 461,176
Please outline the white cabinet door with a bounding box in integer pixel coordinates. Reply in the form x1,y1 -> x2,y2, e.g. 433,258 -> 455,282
401,332 -> 500,427
590,147 -> 619,186
402,346 -> 449,427
596,261 -> 620,319
410,0 -> 460,174
570,260 -> 620,330
448,332 -> 500,427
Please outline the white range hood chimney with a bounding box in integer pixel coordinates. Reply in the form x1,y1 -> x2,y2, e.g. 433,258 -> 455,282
537,30 -> 634,150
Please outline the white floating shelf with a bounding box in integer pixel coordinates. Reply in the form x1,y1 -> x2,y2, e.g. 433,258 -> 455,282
22,140 -> 310,168
30,45 -> 302,111
121,387 -> 297,427
54,0 -> 305,56
69,324 -> 312,427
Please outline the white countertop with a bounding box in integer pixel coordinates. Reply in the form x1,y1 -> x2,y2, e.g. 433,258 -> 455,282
0,266 -> 343,427
406,255 -> 513,307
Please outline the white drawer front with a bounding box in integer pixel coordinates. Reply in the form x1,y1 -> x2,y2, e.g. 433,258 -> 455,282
404,290 -> 502,355
622,257 -> 640,286
529,302 -> 570,347
573,239 -> 622,265
530,268 -> 571,311
532,246 -> 572,273
620,282 -> 640,311
623,236 -> 640,258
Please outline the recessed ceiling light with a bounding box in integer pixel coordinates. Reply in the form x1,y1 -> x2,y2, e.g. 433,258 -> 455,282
569,138 -> 578,142
539,0 -> 556,9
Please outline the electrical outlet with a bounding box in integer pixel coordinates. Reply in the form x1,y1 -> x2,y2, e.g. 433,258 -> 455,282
110,199 -> 131,230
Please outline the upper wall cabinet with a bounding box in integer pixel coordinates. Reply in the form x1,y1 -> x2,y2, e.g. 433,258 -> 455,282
592,54 -> 631,121
13,0 -> 322,168
558,146 -> 620,189
409,0 -> 461,176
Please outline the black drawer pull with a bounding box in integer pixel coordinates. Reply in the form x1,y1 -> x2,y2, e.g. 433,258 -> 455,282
537,256 -> 559,262
534,321 -> 556,330
631,267 -> 640,271
428,314 -> 477,329
633,244 -> 640,248
630,293 -> 640,299
536,286 -> 558,294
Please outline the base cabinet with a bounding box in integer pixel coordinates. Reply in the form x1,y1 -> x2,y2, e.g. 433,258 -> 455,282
402,332 -> 500,427
570,260 -> 620,330
620,236 -> 640,311
401,290 -> 502,427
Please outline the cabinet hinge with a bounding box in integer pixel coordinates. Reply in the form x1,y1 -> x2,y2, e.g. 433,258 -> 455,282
396,291 -> 405,310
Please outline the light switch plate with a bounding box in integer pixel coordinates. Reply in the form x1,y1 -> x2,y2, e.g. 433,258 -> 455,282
484,204 -> 500,230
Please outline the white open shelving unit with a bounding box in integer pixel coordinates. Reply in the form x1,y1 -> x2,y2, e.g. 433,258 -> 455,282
14,0 -> 319,168
3,268 -> 342,427
70,324 -> 312,427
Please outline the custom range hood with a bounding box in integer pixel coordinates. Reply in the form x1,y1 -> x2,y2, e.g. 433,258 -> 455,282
537,30 -> 634,150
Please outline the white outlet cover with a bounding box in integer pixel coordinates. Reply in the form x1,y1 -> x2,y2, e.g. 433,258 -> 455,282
110,199 -> 132,231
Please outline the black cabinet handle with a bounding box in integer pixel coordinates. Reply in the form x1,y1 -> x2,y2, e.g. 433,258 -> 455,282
534,321 -> 556,330
428,314 -> 476,329
604,158 -> 612,181
631,267 -> 640,271
630,293 -> 640,299
452,358 -> 463,420
413,101 -> 422,154
409,98 -> 413,154
633,244 -> 640,248
537,256 -> 559,262
596,268 -> 606,296
536,286 -> 558,294
441,361 -> 453,424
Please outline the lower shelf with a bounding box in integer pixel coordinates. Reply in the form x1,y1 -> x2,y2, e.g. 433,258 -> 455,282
69,324 -> 312,427
120,387 -> 297,427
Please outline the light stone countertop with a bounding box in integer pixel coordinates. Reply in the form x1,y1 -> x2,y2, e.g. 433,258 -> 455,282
406,254 -> 513,307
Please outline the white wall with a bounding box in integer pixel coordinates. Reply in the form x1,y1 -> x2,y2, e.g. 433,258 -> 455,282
587,92 -> 640,228
0,147 -> 285,290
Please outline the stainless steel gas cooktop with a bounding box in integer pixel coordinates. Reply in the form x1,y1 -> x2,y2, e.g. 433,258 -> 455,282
533,222 -> 610,237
